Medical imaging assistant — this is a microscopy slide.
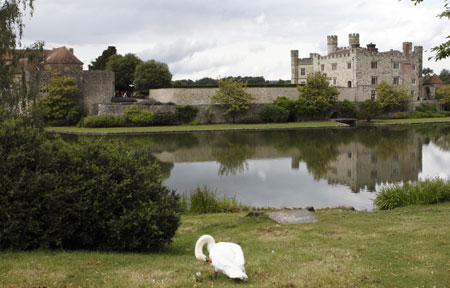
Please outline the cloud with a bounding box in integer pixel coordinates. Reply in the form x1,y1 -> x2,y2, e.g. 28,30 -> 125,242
21,0 -> 450,79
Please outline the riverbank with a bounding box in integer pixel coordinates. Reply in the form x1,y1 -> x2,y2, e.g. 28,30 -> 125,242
46,117 -> 450,135
1,203 -> 449,287
45,121 -> 347,135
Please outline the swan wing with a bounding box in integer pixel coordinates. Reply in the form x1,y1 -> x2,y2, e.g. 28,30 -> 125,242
210,242 -> 247,279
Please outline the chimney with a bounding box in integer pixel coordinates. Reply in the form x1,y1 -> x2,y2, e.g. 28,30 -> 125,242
367,43 -> 377,52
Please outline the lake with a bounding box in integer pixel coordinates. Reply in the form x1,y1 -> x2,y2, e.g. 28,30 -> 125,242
68,124 -> 450,211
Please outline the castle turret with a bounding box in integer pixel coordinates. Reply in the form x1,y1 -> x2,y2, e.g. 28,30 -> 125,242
327,35 -> 338,54
403,42 -> 412,56
349,33 -> 360,48
291,50 -> 299,84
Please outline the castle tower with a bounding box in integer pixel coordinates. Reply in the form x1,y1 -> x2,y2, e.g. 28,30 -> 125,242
327,35 -> 338,54
349,33 -> 360,48
291,50 -> 299,84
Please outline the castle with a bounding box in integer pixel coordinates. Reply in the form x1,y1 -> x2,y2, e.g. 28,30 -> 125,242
18,46 -> 114,115
291,33 -> 424,101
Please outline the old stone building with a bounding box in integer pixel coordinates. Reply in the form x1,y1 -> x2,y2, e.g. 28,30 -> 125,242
291,33 -> 424,101
19,46 -> 114,115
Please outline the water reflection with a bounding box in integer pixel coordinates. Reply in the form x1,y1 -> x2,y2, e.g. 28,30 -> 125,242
64,124 -> 450,210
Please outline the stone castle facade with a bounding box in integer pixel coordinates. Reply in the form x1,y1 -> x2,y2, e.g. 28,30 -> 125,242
20,47 -> 114,115
291,33 -> 424,101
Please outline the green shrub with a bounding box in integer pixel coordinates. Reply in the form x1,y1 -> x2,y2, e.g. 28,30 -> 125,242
186,186 -> 249,214
123,106 -> 154,126
79,114 -> 125,128
273,96 -> 297,121
259,105 -> 289,123
357,100 -> 382,121
152,111 -> 177,126
374,178 -> 450,210
65,106 -> 83,125
338,100 -> 356,117
415,102 -> 437,113
0,119 -> 181,251
189,119 -> 202,126
175,105 -> 199,123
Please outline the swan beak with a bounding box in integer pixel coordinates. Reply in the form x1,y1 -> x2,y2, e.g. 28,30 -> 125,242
205,257 -> 212,263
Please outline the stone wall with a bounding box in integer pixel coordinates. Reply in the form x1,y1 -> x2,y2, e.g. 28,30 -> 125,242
149,87 -> 362,105
149,87 -> 300,105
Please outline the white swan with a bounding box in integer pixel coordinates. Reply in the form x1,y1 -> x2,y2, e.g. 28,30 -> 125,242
195,234 -> 248,280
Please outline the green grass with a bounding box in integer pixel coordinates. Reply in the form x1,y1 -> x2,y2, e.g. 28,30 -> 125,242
368,117 -> 450,124
45,121 -> 347,134
1,203 -> 450,287
375,178 -> 450,210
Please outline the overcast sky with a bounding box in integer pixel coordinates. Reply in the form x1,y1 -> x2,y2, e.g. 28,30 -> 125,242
21,0 -> 450,80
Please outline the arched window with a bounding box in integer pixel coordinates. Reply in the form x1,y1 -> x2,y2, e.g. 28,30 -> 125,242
347,81 -> 352,88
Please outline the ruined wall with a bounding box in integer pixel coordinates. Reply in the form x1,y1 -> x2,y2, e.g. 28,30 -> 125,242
81,70 -> 115,115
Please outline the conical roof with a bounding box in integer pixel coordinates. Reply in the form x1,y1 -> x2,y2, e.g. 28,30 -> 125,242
46,47 -> 83,65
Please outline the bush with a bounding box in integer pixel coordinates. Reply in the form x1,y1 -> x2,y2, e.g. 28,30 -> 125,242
111,97 -> 137,103
0,119 -> 181,251
186,186 -> 249,214
273,96 -> 297,121
415,102 -> 437,113
123,106 -> 154,126
374,178 -> 450,210
259,105 -> 289,123
78,114 -> 125,128
152,111 -> 177,126
65,106 -> 83,125
175,105 -> 199,124
357,100 -> 382,122
338,100 -> 356,117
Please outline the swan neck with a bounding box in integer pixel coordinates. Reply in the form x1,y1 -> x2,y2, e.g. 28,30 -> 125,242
195,235 -> 215,261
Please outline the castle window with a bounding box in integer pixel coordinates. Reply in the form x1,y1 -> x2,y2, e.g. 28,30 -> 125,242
301,68 -> 305,75
411,78 -> 416,85
393,77 -> 400,85
321,64 -> 324,71
371,90 -> 376,100
332,63 -> 337,70
333,77 -> 337,85
371,61 -> 378,69
412,64 -> 416,71
347,62 -> 351,69
393,62 -> 399,69
371,76 -> 378,85
411,90 -> 415,96
347,81 -> 352,87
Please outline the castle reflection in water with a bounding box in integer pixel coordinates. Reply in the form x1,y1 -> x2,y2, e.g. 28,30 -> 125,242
146,125 -> 431,193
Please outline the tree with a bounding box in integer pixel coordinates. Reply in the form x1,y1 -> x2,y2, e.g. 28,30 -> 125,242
297,72 -> 339,116
209,78 -> 255,123
437,85 -> 450,110
134,60 -> 172,92
358,100 -> 382,122
410,0 -> 450,60
422,67 -> 434,82
439,69 -> 450,83
36,72 -> 81,124
0,0 -> 35,115
88,46 -> 116,70
375,81 -> 411,112
106,53 -> 142,92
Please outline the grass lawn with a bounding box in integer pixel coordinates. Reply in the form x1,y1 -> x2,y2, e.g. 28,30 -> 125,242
1,204 -> 449,287
45,121 -> 347,134
367,117 -> 450,125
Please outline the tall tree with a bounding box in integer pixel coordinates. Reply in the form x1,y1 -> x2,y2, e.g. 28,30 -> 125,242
439,68 -> 450,83
422,67 -> 434,82
410,0 -> 450,60
88,46 -> 117,70
297,72 -> 339,116
106,53 -> 142,92
0,0 -> 35,115
134,60 -> 172,92
209,78 -> 255,123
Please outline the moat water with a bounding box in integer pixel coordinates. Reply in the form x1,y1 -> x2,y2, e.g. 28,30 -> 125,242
67,124 -> 450,211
